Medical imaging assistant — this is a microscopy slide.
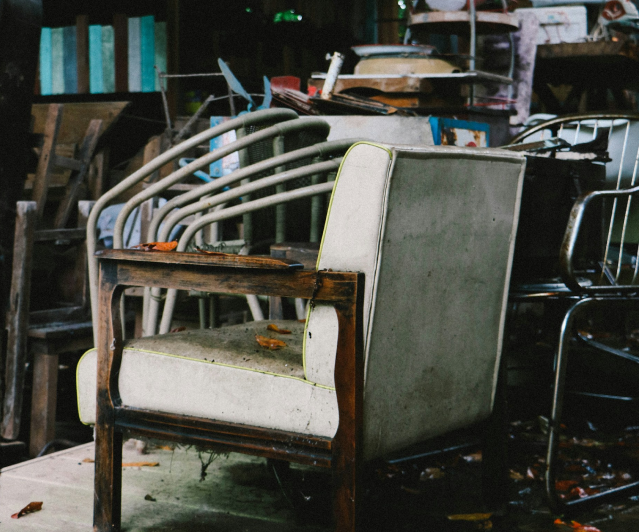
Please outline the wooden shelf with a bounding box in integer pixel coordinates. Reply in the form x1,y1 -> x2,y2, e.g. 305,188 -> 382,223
407,10 -> 519,35
535,41 -> 639,87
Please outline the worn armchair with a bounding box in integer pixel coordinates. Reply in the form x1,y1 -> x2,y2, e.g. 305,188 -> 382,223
77,143 -> 526,531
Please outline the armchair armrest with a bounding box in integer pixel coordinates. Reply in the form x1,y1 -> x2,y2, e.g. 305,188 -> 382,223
96,249 -> 304,271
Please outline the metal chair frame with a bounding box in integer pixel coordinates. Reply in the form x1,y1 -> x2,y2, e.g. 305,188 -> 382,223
510,113 -> 639,512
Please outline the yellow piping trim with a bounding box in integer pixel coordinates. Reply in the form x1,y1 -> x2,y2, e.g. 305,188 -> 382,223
302,142 -> 393,379
77,344 -> 335,424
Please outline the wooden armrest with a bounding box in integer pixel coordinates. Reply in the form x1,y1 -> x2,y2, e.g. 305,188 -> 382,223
96,249 -> 304,270
97,249 -> 358,303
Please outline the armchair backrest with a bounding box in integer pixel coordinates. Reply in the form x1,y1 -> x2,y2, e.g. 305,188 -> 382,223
305,143 -> 526,460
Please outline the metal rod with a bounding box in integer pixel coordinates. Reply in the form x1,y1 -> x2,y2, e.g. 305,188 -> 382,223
468,0 -> 477,107
156,67 -> 173,135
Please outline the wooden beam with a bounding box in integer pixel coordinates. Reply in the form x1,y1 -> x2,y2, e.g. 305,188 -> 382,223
53,119 -> 102,229
29,352 -> 59,457
1,202 -> 38,440
31,104 -> 63,223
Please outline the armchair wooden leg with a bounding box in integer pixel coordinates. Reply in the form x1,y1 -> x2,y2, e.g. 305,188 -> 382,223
332,447 -> 360,532
93,422 -> 123,532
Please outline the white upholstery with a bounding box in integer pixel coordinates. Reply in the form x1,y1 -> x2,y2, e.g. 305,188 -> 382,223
304,143 -> 393,386
78,321 -> 339,437
77,142 -> 525,462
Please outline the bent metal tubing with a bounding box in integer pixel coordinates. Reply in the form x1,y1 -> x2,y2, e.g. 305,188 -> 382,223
156,182 -> 335,335
87,108 -> 298,341
144,159 -> 341,335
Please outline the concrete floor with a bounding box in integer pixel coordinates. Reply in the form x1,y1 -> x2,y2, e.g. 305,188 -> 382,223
4,436 -> 639,531
0,440 -> 329,531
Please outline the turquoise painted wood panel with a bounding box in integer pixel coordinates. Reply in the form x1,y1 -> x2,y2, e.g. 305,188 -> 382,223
39,27 -> 52,95
140,15 -> 155,92
51,27 -> 64,95
127,17 -> 141,92
102,25 -> 115,93
89,25 -> 103,94
63,25 -> 77,94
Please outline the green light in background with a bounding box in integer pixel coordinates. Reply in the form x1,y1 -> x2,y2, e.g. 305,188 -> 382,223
274,9 -> 303,23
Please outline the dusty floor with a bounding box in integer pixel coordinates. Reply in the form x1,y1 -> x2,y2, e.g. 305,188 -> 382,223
3,423 -> 639,531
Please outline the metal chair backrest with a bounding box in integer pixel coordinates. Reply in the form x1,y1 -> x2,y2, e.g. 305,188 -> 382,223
510,113 -> 639,293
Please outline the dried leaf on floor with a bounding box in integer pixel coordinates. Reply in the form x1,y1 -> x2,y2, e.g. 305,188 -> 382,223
255,334 -> 287,350
555,480 -> 579,491
462,451 -> 482,463
82,458 -> 95,463
122,461 -> 160,467
554,518 -> 602,531
11,501 -> 43,519
420,467 -> 445,480
267,324 -> 292,334
131,241 -> 178,251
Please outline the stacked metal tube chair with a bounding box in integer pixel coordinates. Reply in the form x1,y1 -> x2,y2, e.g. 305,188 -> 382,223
77,141 -> 526,531
509,113 -> 639,512
86,108 -> 347,340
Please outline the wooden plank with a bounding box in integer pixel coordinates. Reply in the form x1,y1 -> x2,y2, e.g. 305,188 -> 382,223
31,104 -> 63,223
29,305 -> 85,325
53,119 -> 102,229
54,154 -> 83,171
115,407 -> 332,467
113,14 -> 128,93
407,10 -> 519,34
88,147 -> 110,200
1,202 -> 37,440
537,40 -> 639,61
34,227 -> 86,242
28,321 -> 94,339
29,352 -> 59,457
73,200 -> 94,307
76,15 -> 89,94
31,101 -> 129,145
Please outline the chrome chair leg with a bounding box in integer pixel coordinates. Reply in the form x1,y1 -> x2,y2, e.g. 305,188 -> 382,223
545,297 -> 639,513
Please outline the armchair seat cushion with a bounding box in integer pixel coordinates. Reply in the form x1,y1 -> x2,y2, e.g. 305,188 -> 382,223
77,320 -> 338,438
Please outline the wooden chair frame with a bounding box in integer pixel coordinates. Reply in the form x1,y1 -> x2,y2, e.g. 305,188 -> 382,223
93,248 -> 364,532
